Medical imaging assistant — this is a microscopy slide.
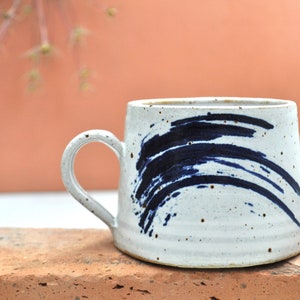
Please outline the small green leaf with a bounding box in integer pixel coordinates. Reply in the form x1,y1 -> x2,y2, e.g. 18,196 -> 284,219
1,12 -> 11,20
106,7 -> 117,17
78,67 -> 92,91
27,68 -> 42,91
40,43 -> 52,55
70,27 -> 89,45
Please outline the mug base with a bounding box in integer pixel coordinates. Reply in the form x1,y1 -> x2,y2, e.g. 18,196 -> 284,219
114,242 -> 300,268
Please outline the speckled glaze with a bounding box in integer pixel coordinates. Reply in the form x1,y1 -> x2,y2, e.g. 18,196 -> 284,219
61,97 -> 300,268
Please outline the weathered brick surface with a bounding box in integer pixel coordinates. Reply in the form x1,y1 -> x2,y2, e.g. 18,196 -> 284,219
0,228 -> 300,300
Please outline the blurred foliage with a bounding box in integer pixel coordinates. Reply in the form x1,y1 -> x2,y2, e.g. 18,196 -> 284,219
0,0 -> 117,91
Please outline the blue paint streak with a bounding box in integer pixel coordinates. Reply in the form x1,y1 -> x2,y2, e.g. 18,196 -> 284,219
213,158 -> 284,193
172,192 -> 180,198
139,176 -> 300,234
133,113 -> 300,235
172,113 -> 274,129
163,213 -> 171,226
260,166 -> 271,174
135,143 -> 296,200
137,122 -> 256,171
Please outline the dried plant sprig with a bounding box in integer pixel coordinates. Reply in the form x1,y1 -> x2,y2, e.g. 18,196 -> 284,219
35,0 -> 49,47
106,7 -> 117,17
78,66 -> 92,91
24,43 -> 54,63
1,0 -> 97,92
26,68 -> 42,91
0,0 -> 22,43
70,26 -> 89,47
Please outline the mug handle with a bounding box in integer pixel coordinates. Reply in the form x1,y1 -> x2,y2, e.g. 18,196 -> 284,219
61,130 -> 124,230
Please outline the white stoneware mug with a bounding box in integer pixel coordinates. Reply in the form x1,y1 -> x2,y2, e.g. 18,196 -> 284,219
61,97 -> 300,268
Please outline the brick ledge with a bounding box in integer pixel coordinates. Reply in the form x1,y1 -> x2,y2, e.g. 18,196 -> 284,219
0,228 -> 299,300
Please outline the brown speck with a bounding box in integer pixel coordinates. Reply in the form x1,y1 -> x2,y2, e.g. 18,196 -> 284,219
85,134 -> 89,138
268,248 -> 272,253
113,284 -> 124,289
156,257 -> 160,260
130,153 -> 134,158
155,234 -> 158,238
263,213 -> 266,217
201,218 -> 205,223
136,289 -> 151,294
38,282 -> 47,287
210,185 -> 214,189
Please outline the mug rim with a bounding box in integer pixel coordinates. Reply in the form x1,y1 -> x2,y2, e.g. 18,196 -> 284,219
129,97 -> 295,109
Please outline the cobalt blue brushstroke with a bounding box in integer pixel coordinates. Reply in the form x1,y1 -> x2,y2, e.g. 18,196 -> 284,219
135,143 -> 298,199
137,123 -> 256,171
133,113 -> 300,235
137,113 -> 274,171
213,158 -> 284,193
171,113 -> 274,129
260,166 -> 271,174
138,176 -> 300,234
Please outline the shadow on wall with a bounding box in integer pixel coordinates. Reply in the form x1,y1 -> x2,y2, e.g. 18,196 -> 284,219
0,0 -> 300,191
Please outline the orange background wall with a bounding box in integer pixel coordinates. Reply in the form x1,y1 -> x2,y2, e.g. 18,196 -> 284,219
1,0 -> 300,191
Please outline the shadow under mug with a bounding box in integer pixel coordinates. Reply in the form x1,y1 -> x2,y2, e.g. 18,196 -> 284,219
61,97 -> 300,268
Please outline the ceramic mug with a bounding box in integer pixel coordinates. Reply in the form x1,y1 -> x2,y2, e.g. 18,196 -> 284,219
61,97 -> 300,268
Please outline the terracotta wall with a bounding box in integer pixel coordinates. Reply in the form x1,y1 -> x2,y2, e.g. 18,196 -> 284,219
1,0 -> 300,192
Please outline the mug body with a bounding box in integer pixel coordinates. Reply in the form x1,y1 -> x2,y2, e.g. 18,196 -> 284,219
114,97 -> 300,267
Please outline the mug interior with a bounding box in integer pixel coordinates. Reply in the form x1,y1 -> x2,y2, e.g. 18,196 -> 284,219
130,97 -> 293,109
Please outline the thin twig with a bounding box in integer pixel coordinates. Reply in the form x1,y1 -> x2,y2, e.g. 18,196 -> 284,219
0,0 -> 22,43
35,0 -> 49,47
